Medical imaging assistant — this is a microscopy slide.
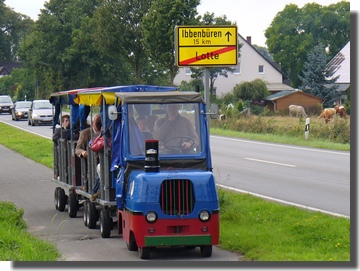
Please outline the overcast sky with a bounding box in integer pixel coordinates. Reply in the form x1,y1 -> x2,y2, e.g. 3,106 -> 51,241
4,0 -> 358,47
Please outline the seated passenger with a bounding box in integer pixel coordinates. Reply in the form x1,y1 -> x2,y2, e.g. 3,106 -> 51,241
136,115 -> 152,139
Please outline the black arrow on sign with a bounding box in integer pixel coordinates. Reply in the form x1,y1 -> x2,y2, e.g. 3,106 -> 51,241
225,31 -> 232,42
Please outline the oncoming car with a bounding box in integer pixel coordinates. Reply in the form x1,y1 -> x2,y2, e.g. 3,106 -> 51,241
0,95 -> 13,114
28,99 -> 54,126
11,101 -> 32,121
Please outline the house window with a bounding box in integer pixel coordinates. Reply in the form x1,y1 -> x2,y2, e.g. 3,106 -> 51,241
258,65 -> 264,74
185,68 -> 191,75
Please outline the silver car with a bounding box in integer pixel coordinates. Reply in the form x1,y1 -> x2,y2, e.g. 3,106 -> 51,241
0,95 -> 13,114
28,100 -> 54,126
11,101 -> 32,121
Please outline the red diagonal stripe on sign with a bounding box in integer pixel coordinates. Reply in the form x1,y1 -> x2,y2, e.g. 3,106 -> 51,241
179,46 -> 236,66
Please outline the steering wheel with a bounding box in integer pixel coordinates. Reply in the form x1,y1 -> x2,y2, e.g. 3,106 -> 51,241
163,136 -> 195,153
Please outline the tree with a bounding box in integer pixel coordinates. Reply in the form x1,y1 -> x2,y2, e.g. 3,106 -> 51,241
233,79 -> 269,102
299,42 -> 339,108
141,0 -> 200,85
0,1 -> 34,62
94,0 -> 153,84
265,1 -> 350,87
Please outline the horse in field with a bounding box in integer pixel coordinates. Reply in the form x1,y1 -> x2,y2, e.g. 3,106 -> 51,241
289,105 -> 307,117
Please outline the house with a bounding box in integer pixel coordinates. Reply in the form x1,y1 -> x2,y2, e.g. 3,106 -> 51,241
264,89 -> 323,114
173,35 -> 294,98
324,41 -> 350,104
0,62 -> 22,77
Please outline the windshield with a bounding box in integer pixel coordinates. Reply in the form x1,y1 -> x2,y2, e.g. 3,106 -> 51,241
128,103 -> 202,156
0,96 -> 12,103
33,101 -> 52,109
16,102 -> 31,109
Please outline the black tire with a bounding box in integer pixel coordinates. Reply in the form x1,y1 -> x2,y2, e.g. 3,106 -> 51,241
68,192 -> 78,218
86,201 -> 97,229
57,188 -> 66,212
138,247 -> 150,259
54,187 -> 61,210
83,201 -> 88,227
126,232 -> 138,251
200,245 -> 212,257
100,209 -> 113,238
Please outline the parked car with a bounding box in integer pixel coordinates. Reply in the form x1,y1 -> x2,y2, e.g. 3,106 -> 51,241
11,101 -> 32,121
0,95 -> 13,114
28,100 -> 54,126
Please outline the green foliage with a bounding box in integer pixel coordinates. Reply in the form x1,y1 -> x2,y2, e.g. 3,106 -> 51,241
233,78 -> 269,101
0,202 -> 60,260
142,0 -> 200,84
265,1 -> 350,87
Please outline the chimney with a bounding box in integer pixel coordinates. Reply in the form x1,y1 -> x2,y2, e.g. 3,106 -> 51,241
246,36 -> 252,44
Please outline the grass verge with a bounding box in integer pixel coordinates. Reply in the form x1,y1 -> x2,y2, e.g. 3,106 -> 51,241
0,122 -> 350,261
0,202 -> 60,261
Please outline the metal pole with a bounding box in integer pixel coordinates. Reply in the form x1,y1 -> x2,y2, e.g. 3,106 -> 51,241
204,68 -> 210,113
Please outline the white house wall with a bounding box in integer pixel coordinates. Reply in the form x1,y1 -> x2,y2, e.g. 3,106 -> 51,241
174,35 -> 284,97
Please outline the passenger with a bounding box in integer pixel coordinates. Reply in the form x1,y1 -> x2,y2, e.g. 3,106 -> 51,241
153,104 -> 199,153
52,114 -> 71,180
52,114 -> 71,143
136,115 -> 150,132
75,114 -> 101,200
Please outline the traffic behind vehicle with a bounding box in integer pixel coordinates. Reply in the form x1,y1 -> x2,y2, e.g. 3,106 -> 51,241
11,101 -> 32,121
0,95 -> 13,114
28,99 -> 54,126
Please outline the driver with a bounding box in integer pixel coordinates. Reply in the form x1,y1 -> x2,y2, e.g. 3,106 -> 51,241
153,104 -> 199,153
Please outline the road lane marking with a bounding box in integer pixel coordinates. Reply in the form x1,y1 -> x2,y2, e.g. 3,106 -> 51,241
217,184 -> 349,219
245,157 -> 296,167
211,135 -> 350,156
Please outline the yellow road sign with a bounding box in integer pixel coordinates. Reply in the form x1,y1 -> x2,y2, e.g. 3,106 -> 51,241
175,25 -> 238,67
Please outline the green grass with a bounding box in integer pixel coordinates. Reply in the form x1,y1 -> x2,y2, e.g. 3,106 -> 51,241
0,202 -> 60,261
0,122 -> 350,261
218,189 -> 350,261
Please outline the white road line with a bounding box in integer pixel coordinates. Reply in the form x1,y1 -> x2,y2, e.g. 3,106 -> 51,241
211,135 -> 350,156
244,157 -> 296,167
217,184 -> 349,219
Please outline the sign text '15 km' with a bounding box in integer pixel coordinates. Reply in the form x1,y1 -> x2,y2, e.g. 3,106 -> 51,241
175,25 -> 238,67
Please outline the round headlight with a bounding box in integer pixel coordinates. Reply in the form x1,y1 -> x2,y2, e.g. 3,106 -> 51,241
199,210 -> 210,221
146,211 -> 157,223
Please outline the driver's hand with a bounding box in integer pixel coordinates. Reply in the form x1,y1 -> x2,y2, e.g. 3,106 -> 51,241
181,141 -> 191,149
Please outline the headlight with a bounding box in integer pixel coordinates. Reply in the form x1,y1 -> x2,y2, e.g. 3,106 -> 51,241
146,211 -> 157,223
199,210 -> 210,221
32,113 -> 39,117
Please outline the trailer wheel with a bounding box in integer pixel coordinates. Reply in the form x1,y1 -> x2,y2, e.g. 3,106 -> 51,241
138,247 -> 150,259
54,187 -> 61,210
57,188 -> 66,212
200,245 -> 212,257
86,202 -> 97,229
83,201 -> 88,227
100,209 -> 113,238
126,232 -> 138,251
68,192 -> 78,218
